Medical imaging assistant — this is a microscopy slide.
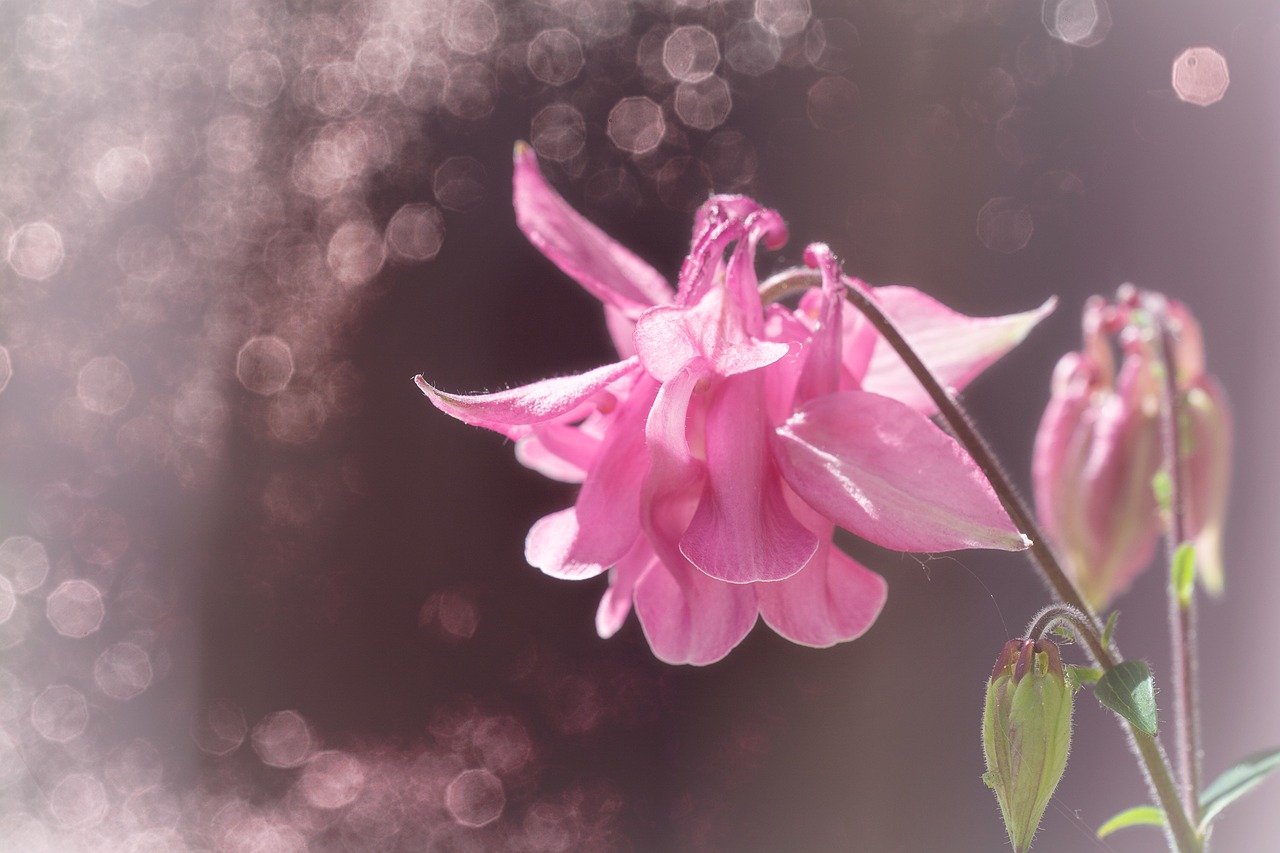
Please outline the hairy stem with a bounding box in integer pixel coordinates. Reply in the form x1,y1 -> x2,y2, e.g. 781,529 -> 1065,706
760,268 -> 1204,852
1146,294 -> 1202,826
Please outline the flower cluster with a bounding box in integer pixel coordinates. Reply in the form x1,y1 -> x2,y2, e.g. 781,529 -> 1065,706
418,144 -> 1050,664
1033,287 -> 1232,610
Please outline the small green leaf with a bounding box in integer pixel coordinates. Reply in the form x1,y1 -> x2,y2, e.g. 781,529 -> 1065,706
1097,805 -> 1164,838
1198,746 -> 1280,831
1171,543 -> 1196,608
1066,665 -> 1101,692
1152,469 -> 1172,514
1101,611 -> 1120,648
1096,661 -> 1158,736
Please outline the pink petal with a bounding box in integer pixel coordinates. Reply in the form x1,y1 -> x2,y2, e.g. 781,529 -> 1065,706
414,357 -> 639,439
595,539 -> 657,639
514,423 -> 597,483
720,207 -> 786,338
675,206 -> 745,305
1031,352 -> 1092,544
635,364 -> 757,664
775,391 -> 1027,552
525,509 -> 591,578
634,291 -> 793,383
525,378 -> 657,578
605,305 -> 638,358
640,361 -> 708,569
681,374 -> 818,583
756,537 -> 887,647
860,285 -> 1055,415
1184,376 -> 1231,595
514,143 -> 670,314
792,244 -> 845,404
633,554 -> 759,666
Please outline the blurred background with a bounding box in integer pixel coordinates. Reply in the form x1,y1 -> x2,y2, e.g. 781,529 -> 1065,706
1,0 -> 1278,850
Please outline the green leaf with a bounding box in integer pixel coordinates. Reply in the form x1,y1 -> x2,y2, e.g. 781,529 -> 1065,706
1049,623 -> 1074,644
1097,805 -> 1164,838
1171,543 -> 1196,608
1066,665 -> 1101,692
1152,469 -> 1172,514
1198,746 -> 1280,831
1101,611 -> 1120,648
1095,661 -> 1158,736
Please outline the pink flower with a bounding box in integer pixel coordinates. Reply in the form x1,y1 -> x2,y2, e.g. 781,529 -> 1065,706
417,144 -> 1049,664
1032,289 -> 1231,609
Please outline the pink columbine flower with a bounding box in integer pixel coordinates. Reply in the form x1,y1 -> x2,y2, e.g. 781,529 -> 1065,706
417,144 -> 1050,664
1032,288 -> 1231,609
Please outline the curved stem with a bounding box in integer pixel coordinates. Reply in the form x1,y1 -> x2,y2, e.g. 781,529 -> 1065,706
839,277 -> 1098,625
1025,604 -> 1111,667
759,269 -> 1204,852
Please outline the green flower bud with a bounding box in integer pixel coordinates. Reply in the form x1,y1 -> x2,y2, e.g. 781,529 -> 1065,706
982,638 -> 1073,852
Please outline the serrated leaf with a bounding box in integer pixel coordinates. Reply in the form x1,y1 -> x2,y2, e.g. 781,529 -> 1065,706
1097,805 -> 1164,838
1171,543 -> 1196,608
1096,661 -> 1158,736
1198,746 -> 1280,831
1101,611 -> 1120,648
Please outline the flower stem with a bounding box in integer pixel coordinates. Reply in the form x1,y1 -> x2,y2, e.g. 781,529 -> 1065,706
760,269 -> 1203,852
1145,294 -> 1203,828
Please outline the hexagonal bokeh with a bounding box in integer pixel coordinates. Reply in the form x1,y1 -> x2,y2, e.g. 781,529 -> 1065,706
1173,46 -> 1230,107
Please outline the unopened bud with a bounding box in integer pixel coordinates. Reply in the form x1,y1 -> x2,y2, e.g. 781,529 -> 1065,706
982,638 -> 1073,853
1032,290 -> 1232,608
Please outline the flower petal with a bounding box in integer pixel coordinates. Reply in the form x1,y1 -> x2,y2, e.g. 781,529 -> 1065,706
514,423 -> 597,483
595,539 -> 657,639
605,305 -> 639,358
756,536 -> 887,647
753,483 -> 886,646
524,509 -> 588,578
633,554 -> 758,666
525,378 -> 656,579
634,290 -> 793,383
414,357 -> 639,439
681,374 -> 818,583
860,285 -> 1055,415
776,390 -> 1027,552
792,244 -> 845,404
514,143 -> 670,314
640,360 -> 708,567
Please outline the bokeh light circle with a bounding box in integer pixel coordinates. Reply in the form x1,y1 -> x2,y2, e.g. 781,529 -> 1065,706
445,768 -> 505,827
530,104 -> 587,162
607,97 -> 665,155
31,685 -> 90,743
663,26 -> 720,83
976,196 -> 1034,254
47,579 -> 106,637
8,222 -> 65,281
527,29 -> 583,85
252,710 -> 313,768
236,336 -> 295,396
1172,47 -> 1229,107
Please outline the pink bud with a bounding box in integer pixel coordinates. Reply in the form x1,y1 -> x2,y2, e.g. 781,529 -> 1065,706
1033,290 -> 1230,609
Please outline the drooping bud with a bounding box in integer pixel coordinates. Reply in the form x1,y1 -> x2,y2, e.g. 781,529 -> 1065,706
982,638 -> 1073,853
1032,298 -> 1161,609
1165,302 -> 1233,595
1032,289 -> 1232,608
